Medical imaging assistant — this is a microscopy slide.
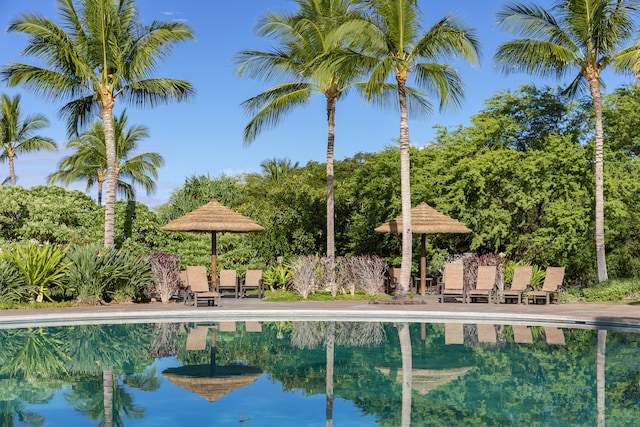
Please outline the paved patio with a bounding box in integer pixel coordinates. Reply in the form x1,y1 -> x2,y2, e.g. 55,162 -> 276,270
1,297 -> 639,331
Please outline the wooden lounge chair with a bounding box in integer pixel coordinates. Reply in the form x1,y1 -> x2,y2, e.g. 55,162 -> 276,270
525,267 -> 566,305
497,266 -> 532,304
477,324 -> 497,344
217,269 -> 238,298
185,266 -> 220,307
444,323 -> 464,345
467,265 -> 497,303
240,269 -> 264,299
245,321 -> 262,332
512,325 -> 533,344
218,322 -> 236,332
186,326 -> 210,351
440,263 -> 465,303
544,327 -> 566,345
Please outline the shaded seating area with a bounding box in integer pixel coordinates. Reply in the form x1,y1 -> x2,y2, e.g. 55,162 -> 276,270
440,263 -> 465,303
467,265 -> 497,303
240,269 -> 264,299
184,266 -> 221,307
217,269 -> 238,298
525,267 -> 566,304
496,266 -> 532,304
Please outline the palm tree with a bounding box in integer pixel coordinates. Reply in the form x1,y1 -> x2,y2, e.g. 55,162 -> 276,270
494,0 -> 640,283
48,111 -> 164,206
2,0 -> 194,247
260,157 -> 300,181
362,0 -> 479,298
235,0 -> 369,264
0,94 -> 57,185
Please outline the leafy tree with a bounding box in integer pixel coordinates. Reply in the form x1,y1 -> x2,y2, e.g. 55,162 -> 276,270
494,0 -> 640,282
0,94 -> 57,185
361,0 -> 480,297
260,158 -> 300,182
3,0 -> 194,248
48,111 -> 163,206
235,0 -> 369,264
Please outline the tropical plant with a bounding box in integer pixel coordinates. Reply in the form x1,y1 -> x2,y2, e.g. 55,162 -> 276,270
0,257 -> 27,303
235,0 -> 370,264
361,0 -> 480,297
64,243 -> 108,304
348,255 -> 387,295
262,261 -> 293,291
48,111 -> 163,206
494,0 -> 640,282
3,242 -> 71,302
260,158 -> 300,181
148,252 -> 181,303
0,93 -> 57,185
2,0 -> 194,247
291,255 -> 321,298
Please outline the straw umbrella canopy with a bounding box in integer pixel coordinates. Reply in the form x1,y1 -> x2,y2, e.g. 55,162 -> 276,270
375,202 -> 472,295
162,200 -> 264,281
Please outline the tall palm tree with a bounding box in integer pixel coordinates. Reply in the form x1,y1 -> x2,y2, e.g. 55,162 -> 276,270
0,94 -> 57,185
362,0 -> 479,298
2,0 -> 194,247
494,0 -> 640,283
260,157 -> 300,181
235,0 -> 369,264
48,111 -> 163,206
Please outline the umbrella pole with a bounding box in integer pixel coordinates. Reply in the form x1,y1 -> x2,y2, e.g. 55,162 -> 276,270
211,232 -> 217,290
420,234 -> 426,296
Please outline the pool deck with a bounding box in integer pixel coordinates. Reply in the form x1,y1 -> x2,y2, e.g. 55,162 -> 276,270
1,297 -> 639,331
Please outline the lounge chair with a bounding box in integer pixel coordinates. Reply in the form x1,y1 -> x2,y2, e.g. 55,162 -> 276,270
186,326 -> 210,351
240,269 -> 264,299
245,321 -> 262,332
466,265 -> 497,303
544,327 -> 566,345
477,324 -> 497,344
496,266 -> 532,304
218,322 -> 236,332
185,266 -> 220,307
217,269 -> 238,298
512,325 -> 533,344
440,263 -> 465,303
444,323 -> 464,345
525,267 -> 566,305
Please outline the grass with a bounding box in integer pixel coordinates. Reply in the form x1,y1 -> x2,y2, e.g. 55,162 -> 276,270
569,278 -> 640,303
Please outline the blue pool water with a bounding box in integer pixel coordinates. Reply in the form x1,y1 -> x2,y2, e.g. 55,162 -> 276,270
1,321 -> 639,426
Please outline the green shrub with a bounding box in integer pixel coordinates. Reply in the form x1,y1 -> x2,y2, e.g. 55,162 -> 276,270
0,257 -> 27,303
262,261 -> 292,291
3,242 -> 71,302
64,243 -> 107,304
576,279 -> 640,302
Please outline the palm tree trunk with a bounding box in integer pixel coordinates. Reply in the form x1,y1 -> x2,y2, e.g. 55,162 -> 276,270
397,76 -> 412,299
597,330 -> 606,427
103,368 -> 114,427
326,96 -> 336,265
396,322 -> 412,427
589,77 -> 608,282
97,178 -> 104,207
8,154 -> 16,185
325,323 -> 335,427
102,106 -> 117,248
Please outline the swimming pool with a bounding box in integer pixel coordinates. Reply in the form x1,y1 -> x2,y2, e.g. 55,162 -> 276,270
0,320 -> 638,426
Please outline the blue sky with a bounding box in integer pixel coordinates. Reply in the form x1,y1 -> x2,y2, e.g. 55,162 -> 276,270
0,0 -> 635,206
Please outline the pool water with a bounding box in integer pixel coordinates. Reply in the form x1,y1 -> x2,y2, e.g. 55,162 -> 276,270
0,321 -> 639,426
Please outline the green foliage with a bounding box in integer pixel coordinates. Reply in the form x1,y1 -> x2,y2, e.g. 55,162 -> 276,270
0,186 -> 98,245
0,257 -> 27,303
262,261 -> 293,291
575,279 -> 640,302
2,242 -> 71,302
64,244 -> 153,304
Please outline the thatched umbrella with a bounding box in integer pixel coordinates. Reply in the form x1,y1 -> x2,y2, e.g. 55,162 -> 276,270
162,200 -> 264,282
375,202 -> 472,295
163,364 -> 262,402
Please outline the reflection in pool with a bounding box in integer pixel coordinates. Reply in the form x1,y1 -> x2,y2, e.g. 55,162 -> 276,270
0,321 -> 639,426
